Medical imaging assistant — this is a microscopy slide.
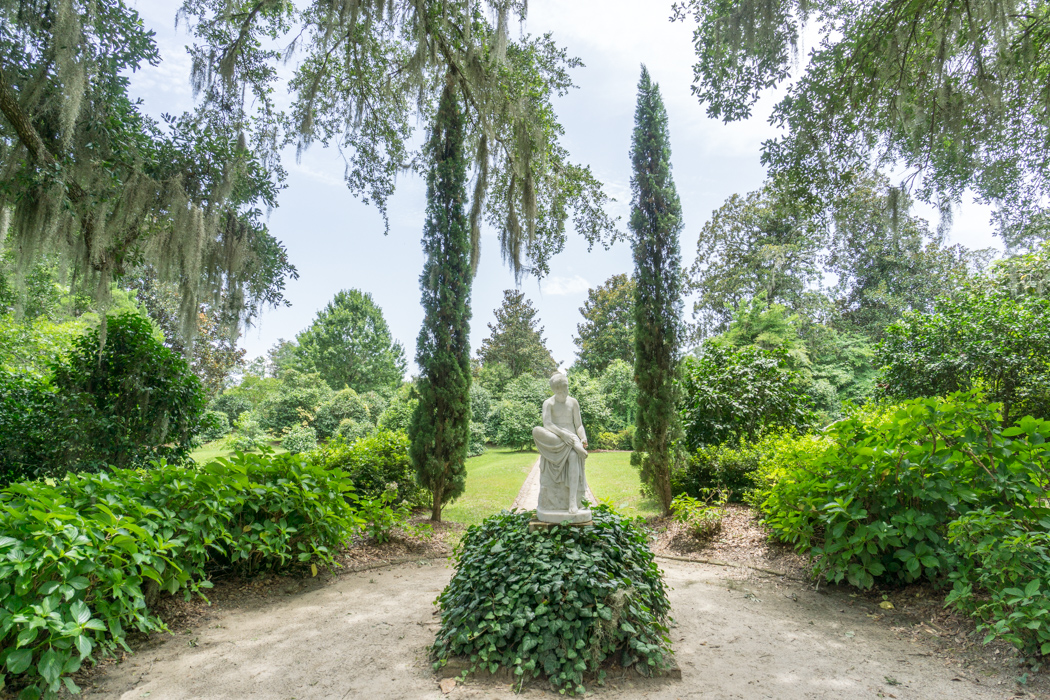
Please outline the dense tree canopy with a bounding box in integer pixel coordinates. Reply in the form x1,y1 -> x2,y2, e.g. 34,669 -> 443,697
476,289 -> 557,383
573,274 -> 636,374
181,0 -> 620,278
674,0 -> 1050,250
0,0 -> 296,337
295,289 -> 406,394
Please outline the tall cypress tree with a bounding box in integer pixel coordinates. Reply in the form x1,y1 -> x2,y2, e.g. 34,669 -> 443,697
409,82 -> 472,522
629,66 -> 684,515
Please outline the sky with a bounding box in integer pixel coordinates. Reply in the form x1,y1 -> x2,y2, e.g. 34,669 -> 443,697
128,0 -> 1001,374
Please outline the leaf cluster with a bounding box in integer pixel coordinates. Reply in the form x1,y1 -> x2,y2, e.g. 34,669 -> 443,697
0,450 -> 362,699
431,508 -> 673,695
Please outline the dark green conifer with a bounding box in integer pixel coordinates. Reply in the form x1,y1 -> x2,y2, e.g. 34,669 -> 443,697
409,82 -> 473,521
629,66 -> 684,515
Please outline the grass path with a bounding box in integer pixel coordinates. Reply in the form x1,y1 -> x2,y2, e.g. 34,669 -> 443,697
189,440 -> 285,463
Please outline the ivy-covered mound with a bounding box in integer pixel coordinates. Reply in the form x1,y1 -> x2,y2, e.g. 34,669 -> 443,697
431,507 -> 672,694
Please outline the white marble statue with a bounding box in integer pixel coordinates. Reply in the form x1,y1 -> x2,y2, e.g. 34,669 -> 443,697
532,372 -> 592,523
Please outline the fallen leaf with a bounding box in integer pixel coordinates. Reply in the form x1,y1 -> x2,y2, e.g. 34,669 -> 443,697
439,678 -> 457,694
880,601 -> 895,610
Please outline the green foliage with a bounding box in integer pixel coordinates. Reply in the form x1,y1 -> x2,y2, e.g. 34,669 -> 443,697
357,489 -> 412,544
673,0 -> 1050,249
567,371 -> 614,437
0,371 -> 70,485
477,289 -> 557,385
314,389 -> 371,441
879,286 -> 1050,424
679,341 -> 813,451
52,313 -> 206,473
688,185 -> 822,336
335,419 -> 374,444
432,508 -> 673,694
468,423 -> 488,458
574,274 -> 636,374
409,84 -> 472,521
0,451 -> 360,698
226,411 -> 268,452
257,370 -> 332,434
598,360 -> 637,430
281,425 -> 317,454
295,289 -> 407,393
490,375 -> 550,449
209,392 -> 252,425
377,385 -> 418,433
595,428 -> 635,451
670,490 -> 728,540
753,394 -> 1049,589
630,66 -> 684,515
199,410 -> 231,442
671,438 -> 765,502
312,429 -> 418,505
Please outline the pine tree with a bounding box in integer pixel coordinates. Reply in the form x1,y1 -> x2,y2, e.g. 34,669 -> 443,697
629,66 -> 684,515
477,290 -> 558,383
409,82 -> 473,522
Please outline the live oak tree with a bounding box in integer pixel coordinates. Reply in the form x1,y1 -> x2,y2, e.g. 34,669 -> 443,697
409,83 -> 472,521
0,0 -> 296,338
673,0 -> 1050,251
629,67 -> 684,515
477,289 -> 557,388
295,289 -> 407,394
574,274 -> 636,374
181,0 -> 621,278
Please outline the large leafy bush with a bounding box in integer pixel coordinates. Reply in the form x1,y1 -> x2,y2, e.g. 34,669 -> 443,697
432,508 -> 673,694
0,451 -> 360,698
679,341 -> 813,450
879,288 -> 1050,424
671,437 -> 767,502
490,375 -> 548,448
310,429 -> 418,504
313,388 -> 371,440
257,369 -> 331,434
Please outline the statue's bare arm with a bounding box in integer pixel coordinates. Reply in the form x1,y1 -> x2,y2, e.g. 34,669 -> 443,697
571,398 -> 588,447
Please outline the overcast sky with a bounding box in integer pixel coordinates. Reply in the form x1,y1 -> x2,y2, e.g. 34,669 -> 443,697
129,1 -> 1001,373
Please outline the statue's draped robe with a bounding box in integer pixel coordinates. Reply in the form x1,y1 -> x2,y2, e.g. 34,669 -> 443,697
532,398 -> 588,513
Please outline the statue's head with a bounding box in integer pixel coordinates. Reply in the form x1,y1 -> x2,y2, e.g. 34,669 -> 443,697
549,372 -> 568,393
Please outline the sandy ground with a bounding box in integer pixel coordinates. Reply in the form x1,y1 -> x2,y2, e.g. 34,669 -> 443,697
81,554 -> 1027,700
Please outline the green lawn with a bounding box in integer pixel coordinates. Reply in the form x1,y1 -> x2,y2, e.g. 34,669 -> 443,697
585,451 -> 662,519
189,440 -> 286,464
442,447 -> 538,527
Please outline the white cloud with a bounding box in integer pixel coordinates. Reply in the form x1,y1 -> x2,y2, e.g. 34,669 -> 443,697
541,275 -> 591,296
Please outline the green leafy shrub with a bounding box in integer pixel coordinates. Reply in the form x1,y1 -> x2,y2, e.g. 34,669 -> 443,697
945,508 -> 1050,660
0,370 -> 70,485
199,410 -> 231,442
257,369 -> 331,434
226,410 -> 268,451
490,375 -> 548,448
670,490 -> 728,540
595,427 -> 634,451
358,488 -> 411,544
310,429 -> 418,504
209,392 -> 251,424
281,424 -> 317,454
468,421 -> 487,457
314,388 -> 370,440
377,385 -> 418,433
0,451 -> 360,698
670,438 -> 765,501
679,341 -> 814,450
754,393 -> 1050,590
432,507 -> 673,694
335,418 -> 374,443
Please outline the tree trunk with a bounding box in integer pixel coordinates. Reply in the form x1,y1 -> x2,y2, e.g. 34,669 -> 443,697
430,483 -> 443,522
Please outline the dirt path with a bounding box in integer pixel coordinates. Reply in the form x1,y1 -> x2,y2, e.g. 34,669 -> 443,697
83,556 -> 1022,700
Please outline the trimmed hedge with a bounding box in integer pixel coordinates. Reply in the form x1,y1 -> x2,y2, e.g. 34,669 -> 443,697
0,451 -> 360,698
